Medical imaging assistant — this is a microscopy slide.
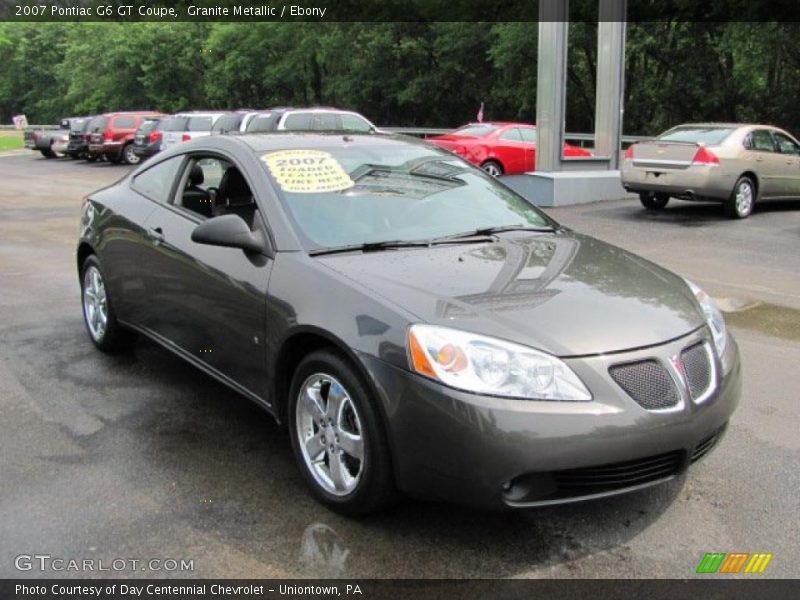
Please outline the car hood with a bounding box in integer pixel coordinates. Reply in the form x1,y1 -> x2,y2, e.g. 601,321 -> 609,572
317,232 -> 704,357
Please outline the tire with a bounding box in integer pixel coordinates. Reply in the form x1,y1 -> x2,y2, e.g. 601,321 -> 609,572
86,154 -> 98,163
121,143 -> 141,165
724,176 -> 755,219
481,160 -> 504,177
639,192 -> 670,210
80,255 -> 137,353
108,152 -> 122,164
40,148 -> 55,158
288,349 -> 395,516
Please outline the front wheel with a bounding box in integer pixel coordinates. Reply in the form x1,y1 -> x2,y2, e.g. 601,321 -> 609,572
724,176 -> 755,219
639,192 -> 670,210
288,350 -> 395,516
81,255 -> 137,352
481,160 -> 504,177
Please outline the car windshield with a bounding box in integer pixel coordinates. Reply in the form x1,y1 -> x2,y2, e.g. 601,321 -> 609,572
91,116 -> 108,132
137,120 -> 159,134
658,126 -> 735,145
452,124 -> 501,137
260,139 -> 554,252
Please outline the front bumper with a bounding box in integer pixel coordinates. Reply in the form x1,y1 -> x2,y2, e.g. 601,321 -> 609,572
621,164 -> 734,201
363,328 -> 741,509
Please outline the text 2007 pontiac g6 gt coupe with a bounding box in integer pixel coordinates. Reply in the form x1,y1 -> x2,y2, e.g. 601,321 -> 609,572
78,133 -> 741,515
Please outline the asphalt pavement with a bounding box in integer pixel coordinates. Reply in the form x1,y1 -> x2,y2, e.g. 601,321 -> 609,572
0,152 -> 798,578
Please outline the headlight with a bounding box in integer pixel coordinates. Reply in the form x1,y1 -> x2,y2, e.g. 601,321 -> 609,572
407,324 -> 591,401
684,279 -> 727,358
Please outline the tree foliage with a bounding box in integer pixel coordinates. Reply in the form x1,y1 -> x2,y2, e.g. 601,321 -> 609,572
1,22 -> 799,136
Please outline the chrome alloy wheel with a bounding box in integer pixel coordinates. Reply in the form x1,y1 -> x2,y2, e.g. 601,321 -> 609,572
296,373 -> 365,496
82,265 -> 108,341
124,144 -> 141,165
482,162 -> 502,177
735,180 -> 754,217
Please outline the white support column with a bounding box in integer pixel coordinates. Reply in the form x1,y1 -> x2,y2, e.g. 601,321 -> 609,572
594,0 -> 627,168
535,0 -> 569,172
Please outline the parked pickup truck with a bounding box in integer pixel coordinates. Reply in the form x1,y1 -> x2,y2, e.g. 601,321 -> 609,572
24,118 -> 81,158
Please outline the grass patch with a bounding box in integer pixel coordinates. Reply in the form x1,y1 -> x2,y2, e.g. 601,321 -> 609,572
0,131 -> 24,152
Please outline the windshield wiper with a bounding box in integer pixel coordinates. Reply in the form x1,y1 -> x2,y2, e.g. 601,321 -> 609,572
308,240 -> 431,256
432,224 -> 557,243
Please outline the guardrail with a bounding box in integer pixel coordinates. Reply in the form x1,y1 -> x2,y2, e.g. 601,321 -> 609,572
382,127 -> 651,148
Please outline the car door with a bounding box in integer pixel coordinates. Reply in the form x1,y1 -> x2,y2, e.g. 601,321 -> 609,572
139,153 -> 273,398
104,155 -> 185,325
771,130 -> 800,198
518,126 -> 538,171
744,129 -> 782,198
494,128 -> 528,174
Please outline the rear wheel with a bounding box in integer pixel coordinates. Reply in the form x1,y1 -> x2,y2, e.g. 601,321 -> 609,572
122,143 -> 140,165
724,176 -> 755,219
40,148 -> 55,158
288,349 -> 395,516
80,255 -> 137,352
86,154 -> 98,162
481,160 -> 504,177
639,192 -> 670,210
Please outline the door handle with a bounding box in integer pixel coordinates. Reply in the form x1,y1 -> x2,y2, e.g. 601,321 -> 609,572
147,227 -> 165,244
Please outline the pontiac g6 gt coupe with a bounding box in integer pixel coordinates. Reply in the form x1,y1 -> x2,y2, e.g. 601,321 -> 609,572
78,133 -> 741,515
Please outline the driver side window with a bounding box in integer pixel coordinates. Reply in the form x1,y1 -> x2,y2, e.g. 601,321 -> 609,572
175,156 -> 260,230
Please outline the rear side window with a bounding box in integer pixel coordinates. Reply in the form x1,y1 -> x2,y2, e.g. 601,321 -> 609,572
247,114 -> 278,133
131,156 -> 183,203
187,117 -> 214,132
658,126 -> 735,145
160,116 -> 189,132
282,113 -> 314,130
499,128 -> 523,142
211,114 -> 243,133
340,113 -> 372,132
519,128 -> 537,143
453,124 -> 500,137
113,116 -> 136,129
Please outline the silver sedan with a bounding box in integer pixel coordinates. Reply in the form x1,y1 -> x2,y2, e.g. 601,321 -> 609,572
622,123 -> 800,218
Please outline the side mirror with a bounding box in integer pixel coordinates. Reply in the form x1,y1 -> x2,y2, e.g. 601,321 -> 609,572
191,214 -> 265,254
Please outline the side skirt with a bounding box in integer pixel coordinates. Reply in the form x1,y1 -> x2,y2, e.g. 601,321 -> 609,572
118,319 -> 278,421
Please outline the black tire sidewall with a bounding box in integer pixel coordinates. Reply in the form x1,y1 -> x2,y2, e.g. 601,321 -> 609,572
287,349 -> 393,515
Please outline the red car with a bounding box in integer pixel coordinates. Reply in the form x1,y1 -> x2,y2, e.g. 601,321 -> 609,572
88,111 -> 164,165
429,122 -> 593,176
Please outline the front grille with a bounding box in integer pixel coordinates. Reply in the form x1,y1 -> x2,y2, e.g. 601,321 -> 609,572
553,450 -> 684,492
609,359 -> 680,409
681,342 -> 713,401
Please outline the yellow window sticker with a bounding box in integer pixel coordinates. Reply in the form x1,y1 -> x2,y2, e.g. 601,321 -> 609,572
261,149 -> 354,194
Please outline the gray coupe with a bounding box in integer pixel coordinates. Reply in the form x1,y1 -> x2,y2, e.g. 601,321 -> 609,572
78,132 -> 741,514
